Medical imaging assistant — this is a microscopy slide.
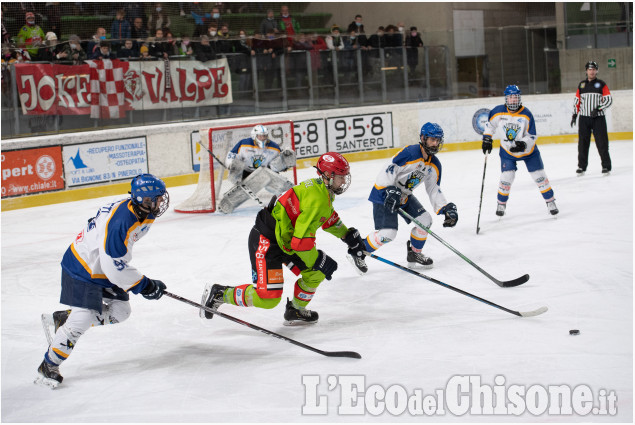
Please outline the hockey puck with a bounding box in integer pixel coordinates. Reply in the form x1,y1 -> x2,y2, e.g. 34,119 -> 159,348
569,329 -> 580,335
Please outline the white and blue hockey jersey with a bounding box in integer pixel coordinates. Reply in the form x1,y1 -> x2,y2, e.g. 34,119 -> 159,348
226,138 -> 283,173
484,105 -> 537,158
369,144 -> 449,214
60,199 -> 154,294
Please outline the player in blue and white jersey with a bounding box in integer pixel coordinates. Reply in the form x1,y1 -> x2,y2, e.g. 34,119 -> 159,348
35,174 -> 170,389
482,85 -> 558,217
348,123 -> 459,274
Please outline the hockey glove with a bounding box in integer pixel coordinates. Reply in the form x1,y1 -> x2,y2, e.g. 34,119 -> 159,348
313,250 -> 338,281
441,202 -> 458,228
482,135 -> 493,154
509,141 -> 527,153
591,108 -> 600,118
141,279 -> 166,300
342,227 -> 366,259
570,114 -> 577,127
384,186 -> 402,214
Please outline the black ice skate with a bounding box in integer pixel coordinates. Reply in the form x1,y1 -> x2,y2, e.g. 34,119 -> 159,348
346,254 -> 368,275
576,168 -> 586,176
406,241 -> 433,269
546,201 -> 559,216
602,168 -> 611,175
34,359 -> 63,389
200,283 -> 228,320
283,298 -> 318,326
53,309 -> 70,331
496,203 -> 506,217
41,309 -> 71,346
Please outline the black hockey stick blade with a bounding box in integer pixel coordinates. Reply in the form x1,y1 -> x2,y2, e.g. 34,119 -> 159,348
499,274 -> 530,288
164,291 -> 362,359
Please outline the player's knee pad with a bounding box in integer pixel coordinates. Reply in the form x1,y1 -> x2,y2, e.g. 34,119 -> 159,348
366,228 -> 397,250
412,211 -> 432,229
104,300 -> 131,324
498,170 -> 516,195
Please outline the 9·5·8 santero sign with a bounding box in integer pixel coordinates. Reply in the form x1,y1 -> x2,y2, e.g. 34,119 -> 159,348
294,113 -> 394,159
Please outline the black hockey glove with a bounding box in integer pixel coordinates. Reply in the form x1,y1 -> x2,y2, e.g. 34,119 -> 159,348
141,279 -> 166,300
591,108 -> 600,118
384,186 -> 402,214
442,202 -> 458,228
509,141 -> 527,153
313,250 -> 338,281
570,114 -> 577,127
482,135 -> 493,154
342,227 -> 366,259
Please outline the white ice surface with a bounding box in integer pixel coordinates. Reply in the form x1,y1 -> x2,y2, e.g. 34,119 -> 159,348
2,141 -> 633,422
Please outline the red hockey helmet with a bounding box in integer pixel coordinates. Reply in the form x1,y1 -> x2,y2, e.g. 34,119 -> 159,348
315,152 -> 351,194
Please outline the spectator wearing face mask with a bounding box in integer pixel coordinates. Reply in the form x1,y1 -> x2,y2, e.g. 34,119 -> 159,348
148,3 -> 171,34
346,14 -> 368,48
87,27 -> 107,60
278,5 -> 300,46
16,11 -> 45,60
259,9 -> 279,37
217,23 -> 233,54
191,3 -> 211,37
56,34 -> 86,64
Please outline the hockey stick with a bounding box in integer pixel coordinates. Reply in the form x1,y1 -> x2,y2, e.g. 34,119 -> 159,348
476,153 -> 488,235
197,141 -> 265,207
366,253 -> 547,317
398,209 -> 529,288
163,291 -> 362,359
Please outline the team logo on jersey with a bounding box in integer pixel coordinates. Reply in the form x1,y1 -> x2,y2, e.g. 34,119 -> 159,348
595,82 -> 601,88
504,123 -> 521,141
580,83 -> 586,89
405,171 -> 424,189
252,156 -> 264,168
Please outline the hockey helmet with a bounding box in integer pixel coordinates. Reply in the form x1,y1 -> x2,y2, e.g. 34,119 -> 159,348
504,84 -> 522,112
251,125 -> 269,148
315,152 -> 351,195
585,61 -> 598,70
419,122 -> 444,155
130,174 -> 170,217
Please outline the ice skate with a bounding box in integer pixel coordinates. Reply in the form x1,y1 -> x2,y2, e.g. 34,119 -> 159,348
200,283 -> 228,320
546,201 -> 559,216
41,309 -> 70,346
406,241 -> 433,269
576,168 -> 585,176
346,254 -> 368,275
283,298 -> 318,326
496,203 -> 506,217
602,168 -> 611,176
34,359 -> 63,389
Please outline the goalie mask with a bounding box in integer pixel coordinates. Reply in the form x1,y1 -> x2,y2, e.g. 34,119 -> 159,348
504,84 -> 522,112
419,122 -> 444,156
130,174 -> 170,218
251,125 -> 269,149
315,152 -> 351,195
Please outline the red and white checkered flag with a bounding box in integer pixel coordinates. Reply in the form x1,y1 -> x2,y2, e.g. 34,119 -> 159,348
87,59 -> 127,119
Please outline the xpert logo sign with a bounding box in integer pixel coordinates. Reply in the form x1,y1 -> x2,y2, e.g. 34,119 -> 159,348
302,375 -> 618,417
1,146 -> 64,198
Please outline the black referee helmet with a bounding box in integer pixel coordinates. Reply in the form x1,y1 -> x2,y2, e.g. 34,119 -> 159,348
585,61 -> 598,70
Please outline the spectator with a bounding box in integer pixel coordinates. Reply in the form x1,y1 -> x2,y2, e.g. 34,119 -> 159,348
259,9 -> 279,36
405,26 -> 423,76
164,31 -> 179,56
38,32 -> 62,62
347,14 -> 365,35
110,9 -> 131,48
194,35 -> 217,62
16,11 -> 45,60
124,4 -> 145,28
384,24 -> 402,67
366,26 -> 386,76
149,29 -> 170,59
117,39 -> 139,59
325,25 -> 347,51
139,44 -> 153,60
291,32 -> 313,88
2,18 -> 10,45
131,17 -> 148,40
397,22 -> 406,44
55,34 -> 86,64
177,36 -> 194,57
148,3 -> 171,34
278,5 -> 299,46
209,6 -> 221,27
45,2 -> 61,39
92,41 -> 115,60
190,2 -> 211,37
87,28 -> 107,59
216,23 -> 232,54
253,29 -> 284,89
232,29 -> 254,91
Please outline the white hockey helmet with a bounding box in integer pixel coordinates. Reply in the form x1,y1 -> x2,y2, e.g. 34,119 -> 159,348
251,125 -> 269,148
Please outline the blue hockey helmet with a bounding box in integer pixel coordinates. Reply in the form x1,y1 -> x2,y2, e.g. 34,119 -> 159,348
504,84 -> 522,111
419,122 -> 444,155
130,174 -> 169,217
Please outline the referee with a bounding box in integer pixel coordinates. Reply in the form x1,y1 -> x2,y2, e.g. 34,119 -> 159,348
571,61 -> 613,175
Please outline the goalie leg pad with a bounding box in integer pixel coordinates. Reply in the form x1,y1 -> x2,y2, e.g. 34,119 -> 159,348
218,184 -> 251,214
244,167 -> 294,194
269,149 -> 297,172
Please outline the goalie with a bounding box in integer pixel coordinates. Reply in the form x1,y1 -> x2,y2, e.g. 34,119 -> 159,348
219,124 -> 296,214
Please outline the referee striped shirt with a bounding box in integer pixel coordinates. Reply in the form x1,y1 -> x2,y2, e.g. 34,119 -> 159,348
573,78 -> 612,117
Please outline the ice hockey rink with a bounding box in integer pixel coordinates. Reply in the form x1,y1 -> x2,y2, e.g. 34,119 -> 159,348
2,140 -> 632,422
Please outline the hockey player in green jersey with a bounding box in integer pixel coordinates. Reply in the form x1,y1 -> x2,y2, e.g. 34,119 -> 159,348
201,152 -> 366,325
